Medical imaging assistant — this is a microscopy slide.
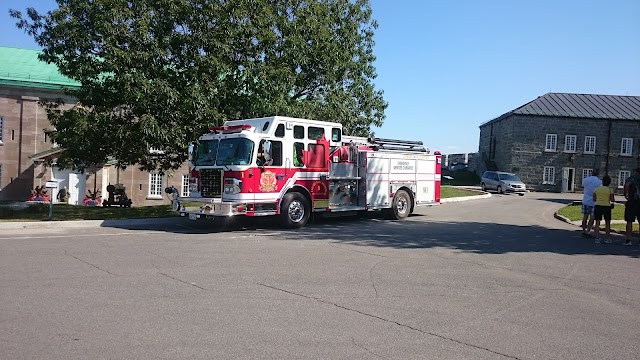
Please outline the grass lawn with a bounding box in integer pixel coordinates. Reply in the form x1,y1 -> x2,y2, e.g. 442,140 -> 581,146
440,186 -> 482,198
0,203 -> 176,222
557,203 -> 625,222
557,202 -> 640,232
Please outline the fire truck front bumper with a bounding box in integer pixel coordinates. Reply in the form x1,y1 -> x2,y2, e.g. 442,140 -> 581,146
177,199 -> 249,219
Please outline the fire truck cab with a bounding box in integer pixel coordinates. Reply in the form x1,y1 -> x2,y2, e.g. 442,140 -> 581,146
168,116 -> 441,228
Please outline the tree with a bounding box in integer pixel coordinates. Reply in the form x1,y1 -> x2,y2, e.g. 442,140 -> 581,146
11,0 -> 387,172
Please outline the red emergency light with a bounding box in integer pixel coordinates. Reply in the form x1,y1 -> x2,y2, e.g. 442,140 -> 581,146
209,124 -> 253,133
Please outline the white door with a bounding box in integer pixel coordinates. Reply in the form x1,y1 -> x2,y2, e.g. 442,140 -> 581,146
68,173 -> 86,205
562,167 -> 575,192
51,167 -> 71,204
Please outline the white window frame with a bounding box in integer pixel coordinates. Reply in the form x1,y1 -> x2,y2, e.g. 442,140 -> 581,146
545,134 -> 557,152
564,135 -> 576,153
0,116 -> 3,144
582,168 -> 593,179
619,170 -> 630,188
148,172 -> 163,198
181,174 -> 190,197
621,138 -> 633,156
543,166 -> 555,184
584,136 -> 596,154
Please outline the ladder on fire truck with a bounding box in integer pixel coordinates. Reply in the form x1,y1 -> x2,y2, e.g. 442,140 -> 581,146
342,136 -> 430,153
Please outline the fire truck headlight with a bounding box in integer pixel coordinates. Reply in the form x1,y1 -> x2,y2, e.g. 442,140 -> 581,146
224,179 -> 242,194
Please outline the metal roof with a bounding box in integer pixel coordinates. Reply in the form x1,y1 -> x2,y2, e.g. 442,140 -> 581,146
483,93 -> 640,126
0,46 -> 80,90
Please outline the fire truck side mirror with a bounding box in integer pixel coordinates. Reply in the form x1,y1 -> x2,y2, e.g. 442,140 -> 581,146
263,140 -> 272,162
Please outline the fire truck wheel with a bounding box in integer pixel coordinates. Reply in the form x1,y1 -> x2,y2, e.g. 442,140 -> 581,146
280,192 -> 310,228
387,190 -> 411,220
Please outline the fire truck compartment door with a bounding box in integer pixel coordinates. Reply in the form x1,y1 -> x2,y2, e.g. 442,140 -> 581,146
366,156 -> 390,207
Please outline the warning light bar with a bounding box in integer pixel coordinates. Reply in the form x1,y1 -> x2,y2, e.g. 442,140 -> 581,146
210,124 -> 253,133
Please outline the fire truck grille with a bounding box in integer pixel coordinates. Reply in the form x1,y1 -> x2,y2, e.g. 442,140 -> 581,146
200,169 -> 223,197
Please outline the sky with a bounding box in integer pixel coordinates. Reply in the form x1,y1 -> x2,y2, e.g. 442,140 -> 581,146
1,0 -> 639,154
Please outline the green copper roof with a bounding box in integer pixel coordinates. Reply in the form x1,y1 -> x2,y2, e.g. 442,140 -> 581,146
0,46 -> 80,90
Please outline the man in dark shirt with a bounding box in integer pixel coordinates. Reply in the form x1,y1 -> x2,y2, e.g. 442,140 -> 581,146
623,168 -> 640,246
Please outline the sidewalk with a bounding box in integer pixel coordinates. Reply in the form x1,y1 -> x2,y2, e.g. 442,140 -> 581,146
0,217 -> 181,230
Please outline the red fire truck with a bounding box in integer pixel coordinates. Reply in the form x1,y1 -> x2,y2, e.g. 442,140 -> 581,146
167,116 -> 442,228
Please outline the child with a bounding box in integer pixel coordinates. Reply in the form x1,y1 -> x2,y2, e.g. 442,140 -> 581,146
593,175 -> 615,244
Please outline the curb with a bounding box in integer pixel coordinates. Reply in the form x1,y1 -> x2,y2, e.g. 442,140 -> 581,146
553,211 -> 628,235
0,217 -> 181,230
441,192 -> 491,203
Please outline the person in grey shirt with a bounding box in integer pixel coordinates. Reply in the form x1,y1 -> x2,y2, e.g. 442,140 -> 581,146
581,169 -> 602,238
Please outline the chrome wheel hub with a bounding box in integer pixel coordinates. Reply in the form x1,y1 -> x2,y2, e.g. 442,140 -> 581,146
288,200 -> 305,223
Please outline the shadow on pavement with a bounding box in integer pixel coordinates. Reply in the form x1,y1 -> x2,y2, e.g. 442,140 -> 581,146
535,197 -> 580,205
104,212 -> 640,259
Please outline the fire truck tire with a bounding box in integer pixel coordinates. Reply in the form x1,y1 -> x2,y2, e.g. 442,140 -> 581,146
386,190 -> 411,220
280,193 -> 310,228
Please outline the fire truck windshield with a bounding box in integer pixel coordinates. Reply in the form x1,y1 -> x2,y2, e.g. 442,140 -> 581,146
193,140 -> 219,166
194,138 -> 255,166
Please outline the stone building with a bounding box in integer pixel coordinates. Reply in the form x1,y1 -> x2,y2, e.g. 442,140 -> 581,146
0,46 -> 190,205
478,93 -> 640,192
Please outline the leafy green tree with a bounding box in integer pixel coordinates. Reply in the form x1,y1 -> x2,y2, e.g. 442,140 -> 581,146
11,0 -> 387,172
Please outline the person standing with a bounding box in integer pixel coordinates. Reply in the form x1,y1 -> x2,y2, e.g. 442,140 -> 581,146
623,168 -> 640,246
56,186 -> 69,204
581,169 -> 602,238
592,175 -> 615,244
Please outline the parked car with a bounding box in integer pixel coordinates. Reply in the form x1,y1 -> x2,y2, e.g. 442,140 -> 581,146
481,171 -> 526,195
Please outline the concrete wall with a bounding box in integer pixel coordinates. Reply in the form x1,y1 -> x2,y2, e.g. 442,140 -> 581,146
0,84 -> 190,205
0,86 -> 72,200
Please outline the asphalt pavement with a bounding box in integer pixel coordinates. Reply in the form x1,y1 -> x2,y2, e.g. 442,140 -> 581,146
1,190 -> 639,359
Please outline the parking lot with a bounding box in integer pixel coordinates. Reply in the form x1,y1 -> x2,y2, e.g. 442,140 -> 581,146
1,192 -> 639,359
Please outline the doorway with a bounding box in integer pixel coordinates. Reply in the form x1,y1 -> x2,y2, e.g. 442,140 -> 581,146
562,167 -> 575,192
68,173 -> 86,205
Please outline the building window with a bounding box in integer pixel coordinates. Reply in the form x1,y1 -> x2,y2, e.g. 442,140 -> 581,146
582,168 -> 593,179
621,138 -> 633,156
584,136 -> 596,154
564,135 -> 576,153
618,170 -> 630,188
545,134 -> 557,152
0,116 -> 3,143
543,166 -> 555,184
181,174 -> 190,197
293,125 -> 304,139
149,172 -> 163,197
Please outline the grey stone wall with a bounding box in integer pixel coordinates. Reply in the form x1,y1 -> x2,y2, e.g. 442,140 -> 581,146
479,114 -> 640,192
478,117 -> 514,175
